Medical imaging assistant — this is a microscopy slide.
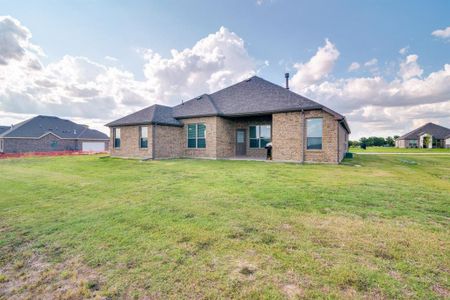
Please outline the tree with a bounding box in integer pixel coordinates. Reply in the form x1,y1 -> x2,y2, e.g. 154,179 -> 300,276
349,140 -> 360,147
385,136 -> 395,147
422,135 -> 431,148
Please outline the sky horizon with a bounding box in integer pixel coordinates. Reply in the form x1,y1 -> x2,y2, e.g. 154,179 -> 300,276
0,0 -> 449,139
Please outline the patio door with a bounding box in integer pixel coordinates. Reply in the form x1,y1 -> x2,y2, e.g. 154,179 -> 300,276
236,129 -> 246,156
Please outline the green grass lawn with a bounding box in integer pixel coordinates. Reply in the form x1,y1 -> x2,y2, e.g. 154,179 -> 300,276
350,146 -> 450,153
0,155 -> 449,299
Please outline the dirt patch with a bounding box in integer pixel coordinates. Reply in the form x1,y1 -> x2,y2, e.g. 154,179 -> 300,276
433,284 -> 450,298
0,252 -> 105,299
282,284 -> 304,299
230,260 -> 258,282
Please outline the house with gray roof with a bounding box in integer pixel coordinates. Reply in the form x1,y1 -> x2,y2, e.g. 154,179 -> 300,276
0,115 -> 109,154
395,122 -> 450,148
106,75 -> 351,163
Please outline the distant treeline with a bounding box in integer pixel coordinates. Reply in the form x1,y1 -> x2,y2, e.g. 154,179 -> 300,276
349,136 -> 399,147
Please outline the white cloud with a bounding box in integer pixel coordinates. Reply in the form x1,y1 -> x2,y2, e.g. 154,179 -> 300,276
104,55 -> 118,62
364,58 -> 378,67
291,43 -> 450,139
432,26 -> 450,40
398,54 -> 423,80
348,62 -> 360,72
399,46 -> 409,55
142,26 -> 255,104
0,18 -> 256,133
290,39 -> 340,89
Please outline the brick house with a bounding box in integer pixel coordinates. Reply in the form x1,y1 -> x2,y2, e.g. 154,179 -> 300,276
395,122 -> 450,148
106,76 -> 350,163
0,115 -> 109,154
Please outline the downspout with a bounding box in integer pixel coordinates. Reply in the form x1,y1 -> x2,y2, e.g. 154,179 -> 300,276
301,109 -> 305,163
337,120 -> 340,163
151,123 -> 156,159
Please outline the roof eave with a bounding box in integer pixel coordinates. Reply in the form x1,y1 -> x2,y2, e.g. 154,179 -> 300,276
106,121 -> 182,127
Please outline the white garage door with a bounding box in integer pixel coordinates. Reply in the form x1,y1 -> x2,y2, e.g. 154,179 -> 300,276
82,142 -> 105,152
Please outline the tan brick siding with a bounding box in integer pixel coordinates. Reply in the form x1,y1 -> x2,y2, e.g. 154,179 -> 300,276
108,109 -> 347,163
154,125 -> 184,158
396,139 -> 406,148
216,117 -> 235,158
181,117 -> 218,158
110,125 -> 152,158
304,110 -> 339,163
272,112 -> 303,161
272,110 -> 344,163
338,123 -> 348,162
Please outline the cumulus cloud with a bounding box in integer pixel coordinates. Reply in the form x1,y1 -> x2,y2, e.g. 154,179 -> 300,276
291,42 -> 450,138
290,39 -> 340,89
0,17 -> 256,133
398,54 -> 423,80
142,26 -> 255,104
432,26 -> 450,40
348,62 -> 360,72
0,16 -> 43,67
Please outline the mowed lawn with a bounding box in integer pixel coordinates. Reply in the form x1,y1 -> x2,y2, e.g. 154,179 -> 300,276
0,155 -> 449,299
350,146 -> 450,153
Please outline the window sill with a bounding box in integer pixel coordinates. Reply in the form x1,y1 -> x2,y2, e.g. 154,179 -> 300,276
306,149 -> 323,152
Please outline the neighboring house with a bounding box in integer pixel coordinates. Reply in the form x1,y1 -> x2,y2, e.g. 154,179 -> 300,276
106,75 -> 350,163
0,126 -> 10,135
0,115 -> 109,153
395,122 -> 450,148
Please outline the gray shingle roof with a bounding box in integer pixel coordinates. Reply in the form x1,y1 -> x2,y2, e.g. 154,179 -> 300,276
397,123 -> 450,140
0,126 -> 10,135
106,76 -> 350,133
173,76 -> 325,117
0,115 -> 109,140
105,104 -> 182,127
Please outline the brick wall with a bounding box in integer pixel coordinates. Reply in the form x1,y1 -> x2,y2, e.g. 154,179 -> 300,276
2,134 -> 78,153
272,110 -> 346,163
272,112 -> 303,161
154,125 -> 184,158
110,125 -> 153,158
181,117 -> 218,158
107,110 -> 347,163
338,123 -> 348,162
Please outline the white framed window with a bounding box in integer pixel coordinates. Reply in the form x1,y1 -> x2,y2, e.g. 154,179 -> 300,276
187,123 -> 206,148
113,128 -> 121,148
306,118 -> 323,150
249,125 -> 271,148
139,126 -> 148,148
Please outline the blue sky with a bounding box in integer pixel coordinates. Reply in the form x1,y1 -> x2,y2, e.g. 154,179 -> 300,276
0,0 -> 449,138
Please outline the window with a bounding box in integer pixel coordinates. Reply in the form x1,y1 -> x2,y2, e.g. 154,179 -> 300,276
307,118 -> 323,150
187,123 -> 206,148
249,125 -> 271,148
113,128 -> 121,148
0,139 -> 3,152
407,140 -> 418,148
139,126 -> 148,148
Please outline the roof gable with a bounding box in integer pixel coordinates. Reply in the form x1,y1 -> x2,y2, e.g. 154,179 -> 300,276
397,123 -> 450,140
105,104 -> 182,127
173,76 -> 324,118
106,76 -> 350,133
0,126 -> 10,135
